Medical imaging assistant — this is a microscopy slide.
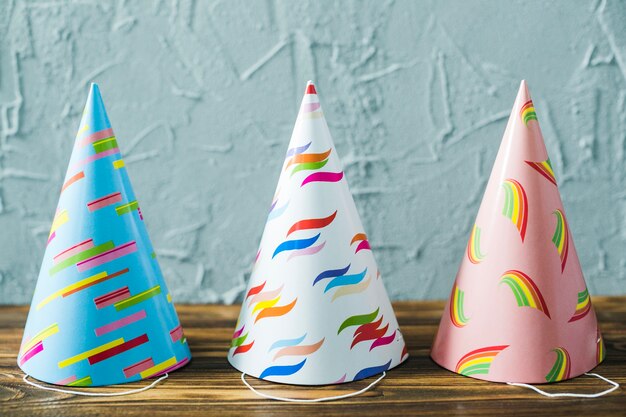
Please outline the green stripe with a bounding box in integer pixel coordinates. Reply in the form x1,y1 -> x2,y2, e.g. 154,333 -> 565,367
49,241 -> 115,275
502,183 -> 514,218
474,227 -> 485,259
457,290 -> 469,324
68,376 -> 92,386
552,212 -> 563,246
461,364 -> 490,376
545,350 -> 564,382
290,159 -> 328,176
93,137 -> 118,153
116,201 -> 139,215
501,277 -> 528,307
231,332 -> 248,348
578,288 -> 589,303
114,285 -> 161,311
338,308 -> 379,334
524,113 -> 538,125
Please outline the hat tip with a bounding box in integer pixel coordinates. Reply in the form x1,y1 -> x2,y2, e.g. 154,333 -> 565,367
305,80 -> 317,95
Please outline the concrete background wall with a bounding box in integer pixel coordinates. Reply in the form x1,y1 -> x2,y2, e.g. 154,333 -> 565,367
1,0 -> 625,304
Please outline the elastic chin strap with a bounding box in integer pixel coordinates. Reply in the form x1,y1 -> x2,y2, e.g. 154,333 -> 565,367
241,371 -> 386,402
23,373 -> 168,396
507,373 -> 619,398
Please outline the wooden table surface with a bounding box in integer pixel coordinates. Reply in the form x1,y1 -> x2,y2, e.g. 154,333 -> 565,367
0,298 -> 624,416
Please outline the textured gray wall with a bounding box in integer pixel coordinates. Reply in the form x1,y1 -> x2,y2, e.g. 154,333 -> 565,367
1,0 -> 625,304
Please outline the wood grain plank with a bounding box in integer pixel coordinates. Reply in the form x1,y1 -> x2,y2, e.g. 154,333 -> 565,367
0,298 -> 624,416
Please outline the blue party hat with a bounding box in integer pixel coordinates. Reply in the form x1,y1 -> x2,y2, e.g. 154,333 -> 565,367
18,84 -> 191,386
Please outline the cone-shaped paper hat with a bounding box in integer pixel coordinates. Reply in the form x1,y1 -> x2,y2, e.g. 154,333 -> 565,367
228,82 -> 408,385
431,81 -> 604,384
17,84 -> 191,386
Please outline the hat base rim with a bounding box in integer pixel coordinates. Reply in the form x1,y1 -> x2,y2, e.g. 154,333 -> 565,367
228,353 -> 408,386
17,355 -> 192,387
430,353 -> 604,384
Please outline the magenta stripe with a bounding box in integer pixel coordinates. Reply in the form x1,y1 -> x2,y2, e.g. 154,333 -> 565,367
79,128 -> 115,146
355,240 -> 371,253
153,357 -> 190,377
301,171 -> 344,187
87,192 -> 122,212
123,358 -> 155,378
47,232 -> 56,245
169,325 -> 183,342
76,148 -> 120,167
76,242 -> 137,272
94,310 -> 147,336
302,102 -> 321,113
55,375 -> 78,385
19,341 -> 43,365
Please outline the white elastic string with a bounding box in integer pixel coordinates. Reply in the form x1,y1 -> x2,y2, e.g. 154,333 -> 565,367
507,373 -> 619,398
241,371 -> 386,403
23,373 -> 168,396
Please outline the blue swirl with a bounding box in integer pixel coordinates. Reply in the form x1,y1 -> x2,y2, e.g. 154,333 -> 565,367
272,233 -> 320,258
259,359 -> 307,379
353,359 -> 391,381
324,268 -> 367,292
285,141 -> 311,158
312,264 -> 351,286
268,333 -> 307,351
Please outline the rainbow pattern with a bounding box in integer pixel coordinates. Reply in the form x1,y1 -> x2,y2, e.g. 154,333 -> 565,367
455,345 -> 508,376
525,158 -> 557,186
502,179 -> 528,241
285,149 -> 331,177
466,224 -> 485,264
247,284 -> 297,323
500,270 -> 550,318
545,347 -> 571,382
568,287 -> 591,322
269,334 -> 324,360
231,324 -> 254,356
449,283 -> 469,328
552,209 -> 569,273
597,330 -> 606,364
520,100 -> 537,126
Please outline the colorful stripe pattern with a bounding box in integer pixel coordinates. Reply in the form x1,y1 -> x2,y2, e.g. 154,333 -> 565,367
500,270 -> 550,318
545,347 -> 571,382
466,224 -> 485,264
351,233 -> 371,253
501,179 -> 528,241
455,345 -> 509,376
525,158 -> 557,186
231,325 -> 254,356
597,330 -> 605,364
338,308 -> 397,351
247,284 -> 297,324
520,100 -> 537,126
17,84 -> 190,385
449,283 -> 469,328
552,209 -> 569,272
568,288 -> 591,322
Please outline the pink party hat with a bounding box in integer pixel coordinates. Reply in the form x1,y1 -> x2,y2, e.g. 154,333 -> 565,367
227,81 -> 408,385
431,81 -> 604,384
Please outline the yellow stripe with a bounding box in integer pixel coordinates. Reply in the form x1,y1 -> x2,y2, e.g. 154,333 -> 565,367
139,356 -> 176,378
49,210 -> 69,236
576,297 -> 590,311
511,275 -> 537,308
167,293 -> 172,303
543,162 -> 555,178
556,357 -> 568,380
21,323 -> 59,353
252,296 -> 280,314
37,271 -> 108,310
510,187 -> 520,225
113,159 -> 125,169
68,375 -> 92,386
461,357 -> 492,369
92,136 -> 116,146
58,338 -> 124,368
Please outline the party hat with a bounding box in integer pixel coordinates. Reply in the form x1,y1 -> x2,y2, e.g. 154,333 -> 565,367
431,81 -> 604,384
228,81 -> 408,385
17,84 -> 191,386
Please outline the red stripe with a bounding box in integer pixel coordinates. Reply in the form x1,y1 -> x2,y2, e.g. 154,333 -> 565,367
88,334 -> 149,365
287,211 -> 337,236
54,239 -> 93,261
94,286 -> 130,304
233,341 -> 254,355
457,345 -> 509,364
87,192 -> 122,206
305,84 -> 317,94
246,281 -> 266,299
